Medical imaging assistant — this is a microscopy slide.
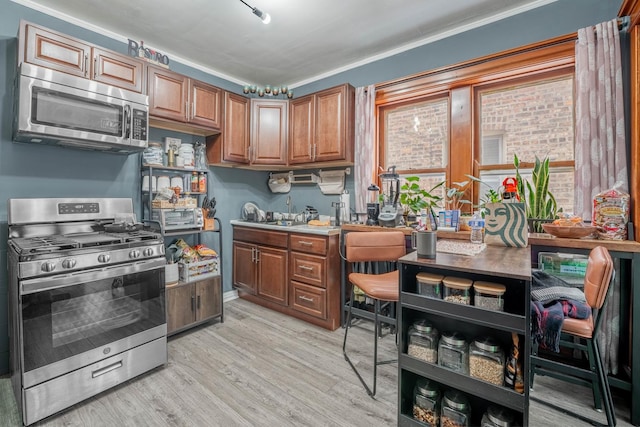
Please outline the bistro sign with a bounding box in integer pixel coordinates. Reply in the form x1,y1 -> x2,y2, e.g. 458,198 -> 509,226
128,40 -> 170,68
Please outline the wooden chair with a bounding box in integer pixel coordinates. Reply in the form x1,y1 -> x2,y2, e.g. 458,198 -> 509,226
342,231 -> 406,397
530,245 -> 616,427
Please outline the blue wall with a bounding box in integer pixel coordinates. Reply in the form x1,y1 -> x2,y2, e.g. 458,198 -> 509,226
0,0 -> 622,374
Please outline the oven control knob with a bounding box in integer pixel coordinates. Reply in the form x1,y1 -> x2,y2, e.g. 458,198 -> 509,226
98,254 -> 111,263
129,249 -> 141,259
143,248 -> 154,257
41,262 -> 56,273
62,259 -> 77,269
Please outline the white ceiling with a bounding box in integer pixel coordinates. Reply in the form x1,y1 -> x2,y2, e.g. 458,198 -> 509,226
15,0 -> 557,88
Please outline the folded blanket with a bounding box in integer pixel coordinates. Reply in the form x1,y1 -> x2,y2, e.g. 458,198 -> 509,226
531,299 -> 591,352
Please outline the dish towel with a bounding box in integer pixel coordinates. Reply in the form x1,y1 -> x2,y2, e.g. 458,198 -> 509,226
530,299 -> 591,352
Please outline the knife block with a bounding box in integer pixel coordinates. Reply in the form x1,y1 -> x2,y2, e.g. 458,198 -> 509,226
204,217 -> 215,230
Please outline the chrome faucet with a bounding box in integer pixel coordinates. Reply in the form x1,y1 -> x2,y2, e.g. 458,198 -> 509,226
286,195 -> 292,215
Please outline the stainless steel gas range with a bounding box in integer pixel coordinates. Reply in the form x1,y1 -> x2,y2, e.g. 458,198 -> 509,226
7,198 -> 167,426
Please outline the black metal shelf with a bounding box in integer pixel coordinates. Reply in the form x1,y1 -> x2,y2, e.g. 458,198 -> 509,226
401,292 -> 526,334
400,355 -> 526,413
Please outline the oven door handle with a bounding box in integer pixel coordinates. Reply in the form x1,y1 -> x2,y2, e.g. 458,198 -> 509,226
20,258 -> 166,295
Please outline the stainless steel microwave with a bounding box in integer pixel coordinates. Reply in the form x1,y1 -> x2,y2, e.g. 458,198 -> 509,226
13,63 -> 149,154
152,208 -> 204,231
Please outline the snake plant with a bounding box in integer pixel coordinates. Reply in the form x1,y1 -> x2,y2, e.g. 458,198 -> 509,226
514,154 -> 558,232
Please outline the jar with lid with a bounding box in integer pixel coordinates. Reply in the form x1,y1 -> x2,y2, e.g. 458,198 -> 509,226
441,389 -> 471,427
179,143 -> 195,169
198,172 -> 207,193
443,276 -> 473,305
195,141 -> 207,170
413,378 -> 441,427
143,142 -> 164,166
190,171 -> 199,192
473,281 -> 506,311
469,336 -> 504,386
407,319 -> 438,363
438,331 -> 469,374
416,272 -> 443,299
481,405 -> 515,427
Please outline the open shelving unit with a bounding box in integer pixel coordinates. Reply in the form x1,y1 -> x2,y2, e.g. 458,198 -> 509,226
397,246 -> 531,426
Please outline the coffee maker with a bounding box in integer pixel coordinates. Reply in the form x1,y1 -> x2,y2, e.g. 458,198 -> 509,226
366,184 -> 380,226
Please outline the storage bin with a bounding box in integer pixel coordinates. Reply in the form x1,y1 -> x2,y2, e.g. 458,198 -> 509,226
443,276 -> 473,304
416,272 -> 443,299
469,336 -> 504,386
178,257 -> 219,282
473,281 -> 506,311
407,319 -> 438,363
538,252 -> 588,278
413,378 -> 440,427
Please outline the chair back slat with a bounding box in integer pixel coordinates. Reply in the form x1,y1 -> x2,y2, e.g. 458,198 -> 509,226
345,231 -> 406,263
583,246 -> 614,310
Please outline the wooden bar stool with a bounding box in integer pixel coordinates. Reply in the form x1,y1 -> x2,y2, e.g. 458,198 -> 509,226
530,245 -> 616,427
342,231 -> 406,397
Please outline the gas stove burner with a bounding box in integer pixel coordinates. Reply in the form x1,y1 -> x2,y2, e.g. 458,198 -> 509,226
11,236 -> 79,254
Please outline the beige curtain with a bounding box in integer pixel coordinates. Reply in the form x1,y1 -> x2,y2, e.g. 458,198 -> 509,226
575,19 -> 628,218
575,19 -> 627,375
354,85 -> 376,215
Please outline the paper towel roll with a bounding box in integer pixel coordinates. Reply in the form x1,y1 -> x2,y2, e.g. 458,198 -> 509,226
340,190 -> 350,224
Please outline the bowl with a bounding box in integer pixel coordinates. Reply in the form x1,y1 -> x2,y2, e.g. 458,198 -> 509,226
541,223 -> 597,238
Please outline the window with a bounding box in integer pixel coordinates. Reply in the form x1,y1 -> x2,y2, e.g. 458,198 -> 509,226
477,75 -> 575,213
376,35 -> 577,213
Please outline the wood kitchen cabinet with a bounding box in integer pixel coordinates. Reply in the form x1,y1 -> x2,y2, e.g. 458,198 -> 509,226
147,66 -> 221,131
233,224 -> 341,330
166,276 -> 222,335
19,21 -> 144,93
250,99 -> 288,165
233,227 -> 288,306
207,91 -> 251,164
288,83 -> 355,166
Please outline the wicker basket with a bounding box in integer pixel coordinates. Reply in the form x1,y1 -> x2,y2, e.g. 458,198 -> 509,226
152,198 -> 198,209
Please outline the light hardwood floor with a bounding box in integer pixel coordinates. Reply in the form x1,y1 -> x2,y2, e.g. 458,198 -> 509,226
0,298 -> 633,426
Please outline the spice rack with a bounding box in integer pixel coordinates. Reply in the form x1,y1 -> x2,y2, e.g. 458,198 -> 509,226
397,245 -> 531,426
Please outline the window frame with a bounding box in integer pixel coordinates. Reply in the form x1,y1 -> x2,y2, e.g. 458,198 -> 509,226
375,34 -> 577,211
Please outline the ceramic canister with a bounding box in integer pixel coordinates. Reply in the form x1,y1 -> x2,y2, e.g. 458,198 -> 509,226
157,175 -> 171,191
170,176 -> 183,191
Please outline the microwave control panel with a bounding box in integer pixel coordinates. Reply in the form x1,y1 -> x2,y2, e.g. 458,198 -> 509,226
132,108 -> 148,141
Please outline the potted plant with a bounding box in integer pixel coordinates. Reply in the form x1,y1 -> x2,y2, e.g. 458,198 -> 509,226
513,154 -> 559,232
399,176 -> 444,229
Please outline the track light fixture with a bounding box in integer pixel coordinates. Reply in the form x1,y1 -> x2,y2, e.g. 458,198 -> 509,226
239,0 -> 271,24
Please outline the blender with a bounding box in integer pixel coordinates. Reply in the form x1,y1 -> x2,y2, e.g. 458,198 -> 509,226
378,166 -> 402,227
366,184 -> 380,226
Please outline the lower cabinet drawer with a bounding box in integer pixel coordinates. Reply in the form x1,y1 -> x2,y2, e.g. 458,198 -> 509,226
290,281 -> 326,319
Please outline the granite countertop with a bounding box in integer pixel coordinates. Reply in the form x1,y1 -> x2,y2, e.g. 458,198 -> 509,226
230,219 -> 341,236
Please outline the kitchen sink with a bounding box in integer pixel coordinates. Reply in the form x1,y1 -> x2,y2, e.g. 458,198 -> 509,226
265,220 -> 306,227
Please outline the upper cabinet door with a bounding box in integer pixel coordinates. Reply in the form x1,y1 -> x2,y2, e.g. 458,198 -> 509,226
190,80 -> 222,129
223,92 -> 251,164
24,24 -> 90,78
92,47 -> 144,93
288,95 -> 315,164
251,99 -> 288,165
315,85 -> 353,162
148,67 -> 189,122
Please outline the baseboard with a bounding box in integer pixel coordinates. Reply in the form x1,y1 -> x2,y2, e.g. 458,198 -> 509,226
223,289 -> 238,302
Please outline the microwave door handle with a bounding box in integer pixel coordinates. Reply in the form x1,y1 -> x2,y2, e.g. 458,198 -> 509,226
123,104 -> 131,140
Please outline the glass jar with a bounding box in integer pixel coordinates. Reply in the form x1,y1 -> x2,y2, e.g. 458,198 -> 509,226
469,336 -> 505,386
195,142 -> 207,170
481,405 -> 515,427
438,332 -> 469,374
413,378 -> 440,427
143,142 -> 164,165
473,281 -> 506,311
443,276 -> 473,304
416,272 -> 443,299
441,389 -> 471,427
407,319 -> 438,363
190,171 -> 199,192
